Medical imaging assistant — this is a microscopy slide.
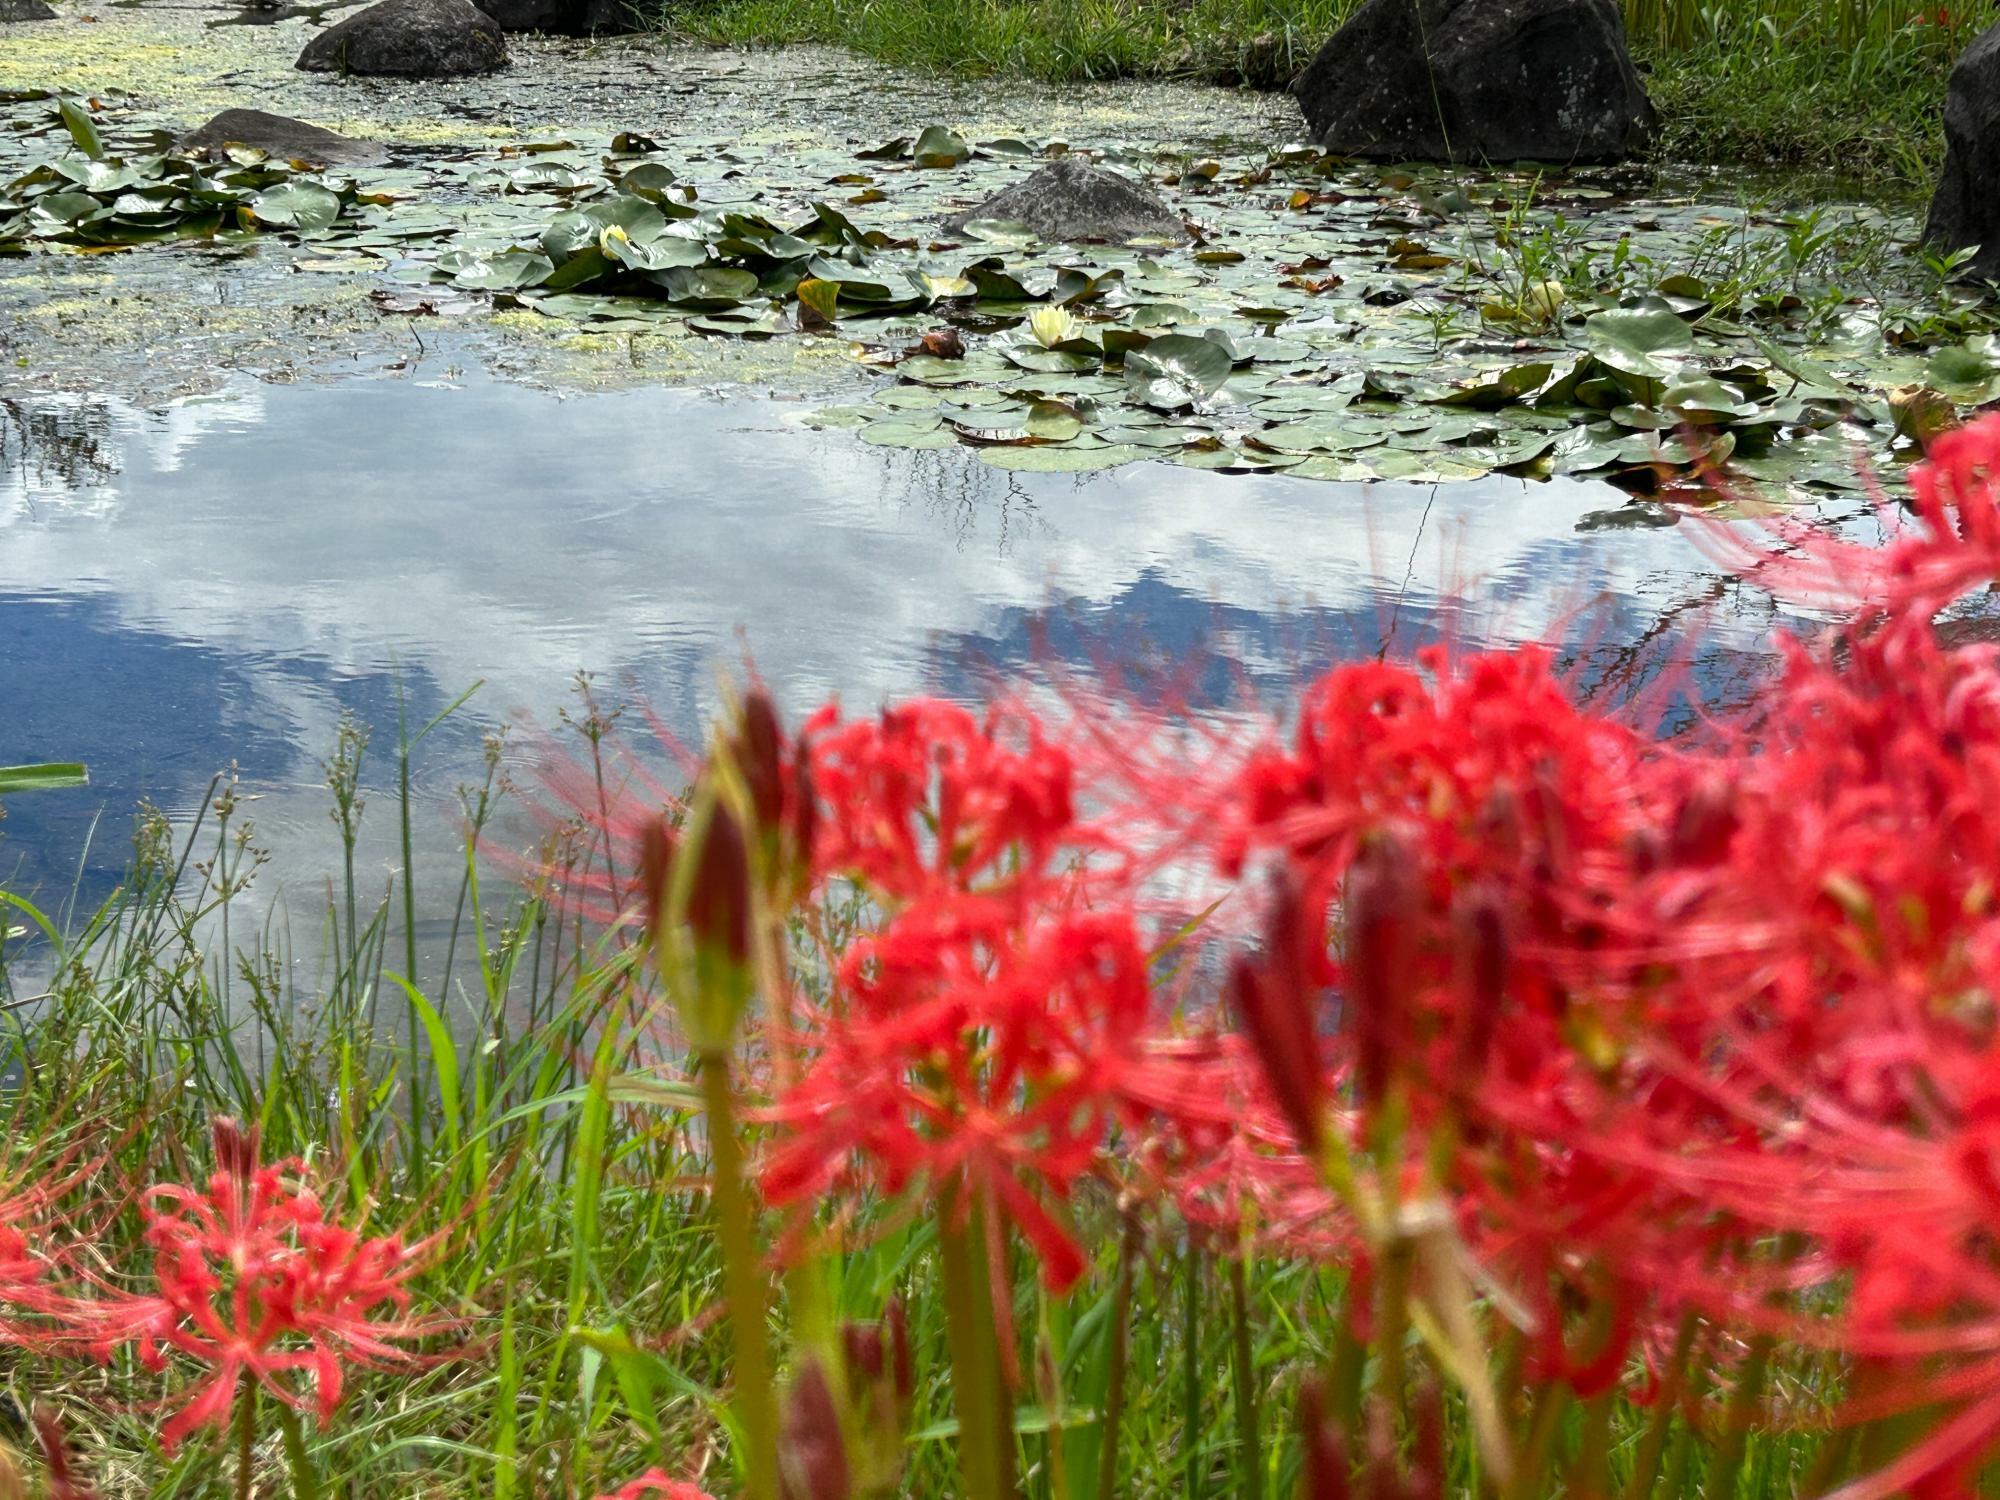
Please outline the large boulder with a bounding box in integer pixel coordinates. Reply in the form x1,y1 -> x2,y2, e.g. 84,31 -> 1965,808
295,0 -> 507,76
473,0 -> 634,33
942,157 -> 1185,244
0,0 -> 57,20
1291,0 -> 1656,164
176,108 -> 379,164
1926,23 -> 2000,280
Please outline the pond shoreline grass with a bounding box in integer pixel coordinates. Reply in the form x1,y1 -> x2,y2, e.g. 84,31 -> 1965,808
0,708 -> 1857,1498
664,0 -> 1994,192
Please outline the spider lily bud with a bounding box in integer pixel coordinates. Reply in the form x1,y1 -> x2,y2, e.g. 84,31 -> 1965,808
1450,884 -> 1507,1081
733,690 -> 788,841
837,1300 -> 915,1493
1670,774 -> 1738,866
779,1359 -> 851,1500
1346,831 -> 1421,1111
1233,868 -> 1329,1155
1296,1377 -> 1351,1500
210,1115 -> 259,1187
644,790 -> 755,1053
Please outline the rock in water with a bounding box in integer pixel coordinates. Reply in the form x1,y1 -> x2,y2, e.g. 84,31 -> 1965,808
942,157 -> 1184,244
176,109 -> 378,164
295,0 -> 507,76
1291,0 -> 1655,164
0,0 -> 57,20
473,0 -> 633,33
1927,23 -> 2000,280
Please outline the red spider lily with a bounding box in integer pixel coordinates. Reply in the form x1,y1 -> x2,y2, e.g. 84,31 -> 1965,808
763,904 -> 1153,1291
89,1118 -> 449,1450
594,1472 -> 718,1500
804,699 -> 1102,905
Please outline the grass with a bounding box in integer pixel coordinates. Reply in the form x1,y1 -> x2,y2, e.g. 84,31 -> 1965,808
0,704 -> 1935,1498
665,0 -> 2000,190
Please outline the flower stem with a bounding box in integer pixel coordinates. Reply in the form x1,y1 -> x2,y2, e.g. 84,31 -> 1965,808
1094,1214 -> 1142,1500
939,1196 -> 1009,1500
1227,1253 -> 1262,1500
1624,1313 -> 1699,1500
1183,1242 -> 1204,1500
235,1387 -> 255,1500
1701,1335 -> 1773,1500
275,1402 -> 323,1500
700,1050 -> 778,1500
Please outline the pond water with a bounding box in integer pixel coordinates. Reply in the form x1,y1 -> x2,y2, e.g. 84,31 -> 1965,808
0,359 -> 1830,919
0,7 -> 1920,935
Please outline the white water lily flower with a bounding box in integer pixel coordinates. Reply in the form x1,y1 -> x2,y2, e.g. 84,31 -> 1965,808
1029,307 -> 1078,348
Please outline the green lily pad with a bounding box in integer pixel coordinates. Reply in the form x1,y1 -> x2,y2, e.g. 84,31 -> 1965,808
1124,333 -> 1233,410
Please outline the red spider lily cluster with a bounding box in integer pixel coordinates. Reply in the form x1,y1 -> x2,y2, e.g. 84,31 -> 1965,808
0,1117 -> 451,1480
571,414 -> 2000,1499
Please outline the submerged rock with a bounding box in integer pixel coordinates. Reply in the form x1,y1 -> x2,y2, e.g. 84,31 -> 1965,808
176,108 -> 379,164
472,0 -> 634,33
1291,0 -> 1656,164
943,157 -> 1185,245
0,0 -> 57,20
295,0 -> 507,76
1926,23 -> 2000,280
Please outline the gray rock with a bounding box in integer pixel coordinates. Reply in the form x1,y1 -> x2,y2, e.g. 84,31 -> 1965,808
1292,0 -> 1656,164
473,0 -> 634,33
0,0 -> 56,20
176,108 -> 379,164
942,157 -> 1185,245
295,0 -> 507,76
1927,23 -> 2000,280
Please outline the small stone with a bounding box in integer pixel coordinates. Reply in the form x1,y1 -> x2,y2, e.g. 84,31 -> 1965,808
942,157 -> 1185,245
175,108 -> 379,164
295,0 -> 507,77
1926,22 -> 2000,280
1291,0 -> 1656,164
0,0 -> 57,21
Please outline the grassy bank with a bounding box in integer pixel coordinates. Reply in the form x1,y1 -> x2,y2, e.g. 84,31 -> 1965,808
669,0 -> 1995,189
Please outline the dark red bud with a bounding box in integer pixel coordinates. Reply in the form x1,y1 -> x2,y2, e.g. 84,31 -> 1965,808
790,732 -> 818,873
639,815 -> 676,943
842,1322 -> 885,1384
779,1360 -> 851,1500
1451,885 -> 1507,1077
734,691 -> 787,833
886,1295 -> 914,1410
1346,832 -> 1422,1109
1671,774 -> 1738,866
1408,1378 -> 1445,1500
1297,1377 -> 1351,1500
1232,952 -> 1326,1157
210,1116 -> 259,1185
687,800 -> 752,967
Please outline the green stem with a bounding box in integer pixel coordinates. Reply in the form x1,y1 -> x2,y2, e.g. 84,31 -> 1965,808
274,1402 -> 323,1500
701,1052 -> 778,1500
1569,1390 -> 1616,1500
1227,1254 -> 1263,1500
235,1387 -> 256,1500
1504,1382 -> 1573,1500
939,1199 -> 1008,1500
1702,1335 -> 1774,1500
1625,1313 -> 1700,1500
1183,1242 -> 1204,1500
1095,1215 -> 1142,1500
